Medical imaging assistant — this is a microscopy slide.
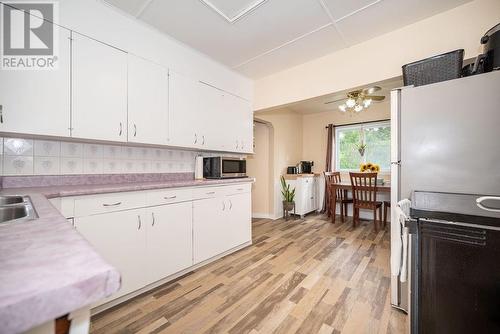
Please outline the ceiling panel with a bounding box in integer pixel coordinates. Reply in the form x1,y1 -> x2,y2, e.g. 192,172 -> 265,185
236,24 -> 344,79
139,0 -> 331,67
203,0 -> 266,20
336,0 -> 471,45
323,0 -> 378,21
104,0 -> 149,16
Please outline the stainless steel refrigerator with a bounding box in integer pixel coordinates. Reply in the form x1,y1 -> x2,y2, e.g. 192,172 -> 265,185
389,71 -> 500,317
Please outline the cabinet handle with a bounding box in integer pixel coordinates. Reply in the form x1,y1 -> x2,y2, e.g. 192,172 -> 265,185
194,134 -> 198,144
202,135 -> 205,145
138,215 -> 142,230
229,199 -> 233,210
103,201 -> 122,207
0,105 -> 3,123
237,188 -> 244,191
222,201 -> 226,211
241,141 -> 244,150
151,212 -> 155,227
134,124 -> 137,137
119,122 -> 122,136
236,141 -> 239,149
206,191 -> 215,195
164,195 -> 177,200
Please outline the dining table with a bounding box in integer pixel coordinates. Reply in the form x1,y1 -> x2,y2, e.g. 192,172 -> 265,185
329,182 -> 391,224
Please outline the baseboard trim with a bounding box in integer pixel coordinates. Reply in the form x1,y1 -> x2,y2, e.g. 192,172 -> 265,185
91,240 -> 253,315
252,212 -> 273,219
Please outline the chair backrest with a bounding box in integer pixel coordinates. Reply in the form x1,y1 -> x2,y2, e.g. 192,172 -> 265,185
349,172 -> 378,204
324,171 -> 343,199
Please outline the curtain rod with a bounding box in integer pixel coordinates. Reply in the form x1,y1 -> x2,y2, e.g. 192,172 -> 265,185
325,118 -> 390,129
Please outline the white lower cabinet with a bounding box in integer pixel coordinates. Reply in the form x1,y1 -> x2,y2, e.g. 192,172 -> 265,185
193,191 -> 251,264
74,209 -> 147,302
67,184 -> 252,308
287,176 -> 320,217
146,202 -> 193,284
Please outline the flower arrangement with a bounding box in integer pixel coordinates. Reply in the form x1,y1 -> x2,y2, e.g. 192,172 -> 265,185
360,162 -> 380,172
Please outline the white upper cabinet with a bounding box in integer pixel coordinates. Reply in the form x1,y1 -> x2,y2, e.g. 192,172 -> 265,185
0,26 -> 71,137
168,71 -> 200,148
71,33 -> 128,142
198,82 -> 225,151
224,94 -> 254,153
128,55 -> 169,145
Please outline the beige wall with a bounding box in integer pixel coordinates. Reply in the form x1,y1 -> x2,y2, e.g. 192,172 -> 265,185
302,101 -> 391,175
254,0 -> 500,111
255,109 -> 303,218
247,122 -> 273,217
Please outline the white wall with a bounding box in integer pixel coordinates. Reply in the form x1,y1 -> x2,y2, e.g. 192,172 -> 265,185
56,0 -> 253,101
254,0 -> 500,110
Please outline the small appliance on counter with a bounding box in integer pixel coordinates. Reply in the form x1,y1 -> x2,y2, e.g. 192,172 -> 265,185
297,161 -> 314,174
203,156 -> 247,179
287,166 -> 298,174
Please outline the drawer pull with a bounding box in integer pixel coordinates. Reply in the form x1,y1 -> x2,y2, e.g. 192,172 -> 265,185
206,191 -> 216,195
164,196 -> 177,200
103,202 -> 122,207
237,188 -> 244,191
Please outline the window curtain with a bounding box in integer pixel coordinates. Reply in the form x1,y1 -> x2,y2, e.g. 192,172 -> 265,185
322,124 -> 335,213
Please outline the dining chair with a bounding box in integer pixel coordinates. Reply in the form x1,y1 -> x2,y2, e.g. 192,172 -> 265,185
349,172 -> 383,231
324,171 -> 353,224
383,201 -> 391,227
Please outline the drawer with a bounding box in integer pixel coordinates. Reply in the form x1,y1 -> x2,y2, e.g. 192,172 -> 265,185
223,183 -> 252,196
191,186 -> 224,200
74,192 -> 146,217
146,188 -> 193,206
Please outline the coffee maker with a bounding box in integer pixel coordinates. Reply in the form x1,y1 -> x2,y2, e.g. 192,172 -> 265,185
297,161 -> 314,174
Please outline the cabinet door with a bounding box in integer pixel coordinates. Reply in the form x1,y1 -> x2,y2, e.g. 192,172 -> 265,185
146,202 -> 193,284
168,71 -> 200,148
193,197 -> 227,264
71,33 -> 127,142
74,209 -> 146,303
198,82 -> 224,151
226,193 -> 252,248
0,27 -> 71,137
128,55 -> 168,145
237,97 -> 254,153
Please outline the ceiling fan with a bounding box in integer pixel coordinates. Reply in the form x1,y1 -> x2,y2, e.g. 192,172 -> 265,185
325,86 -> 385,113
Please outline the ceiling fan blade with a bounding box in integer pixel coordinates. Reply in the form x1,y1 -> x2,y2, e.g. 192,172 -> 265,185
324,97 -> 347,105
366,95 -> 385,101
361,86 -> 381,95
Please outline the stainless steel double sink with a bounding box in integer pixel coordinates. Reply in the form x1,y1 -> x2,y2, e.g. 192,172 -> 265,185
0,195 -> 38,224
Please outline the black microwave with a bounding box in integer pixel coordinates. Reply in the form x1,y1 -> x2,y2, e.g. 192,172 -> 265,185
203,157 -> 247,179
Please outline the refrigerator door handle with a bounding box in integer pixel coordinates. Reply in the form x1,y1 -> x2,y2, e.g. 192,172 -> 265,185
476,196 -> 500,213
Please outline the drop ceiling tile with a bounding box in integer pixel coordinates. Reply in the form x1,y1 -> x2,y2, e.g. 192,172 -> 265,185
336,0 -> 472,45
139,0 -> 331,67
104,0 -> 149,16
323,0 -> 378,21
236,24 -> 345,79
202,0 -> 266,21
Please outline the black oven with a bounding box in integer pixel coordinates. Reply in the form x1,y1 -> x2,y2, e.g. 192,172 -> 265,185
203,157 -> 247,179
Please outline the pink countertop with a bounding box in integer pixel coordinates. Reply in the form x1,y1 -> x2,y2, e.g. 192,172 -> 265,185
0,177 -> 253,333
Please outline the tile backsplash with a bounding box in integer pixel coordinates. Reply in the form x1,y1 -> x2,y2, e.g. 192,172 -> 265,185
0,137 -> 202,176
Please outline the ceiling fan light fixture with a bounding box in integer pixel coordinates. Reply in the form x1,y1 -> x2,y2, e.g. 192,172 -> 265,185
338,104 -> 347,112
354,105 -> 363,112
346,98 -> 356,108
363,99 -> 372,108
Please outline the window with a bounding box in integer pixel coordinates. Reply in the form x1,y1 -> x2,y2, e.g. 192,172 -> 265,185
335,121 -> 391,172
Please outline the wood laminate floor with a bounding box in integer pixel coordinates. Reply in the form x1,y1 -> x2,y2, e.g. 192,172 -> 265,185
90,214 -> 407,334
